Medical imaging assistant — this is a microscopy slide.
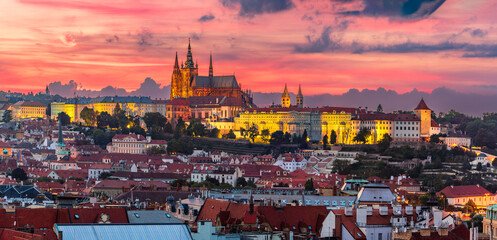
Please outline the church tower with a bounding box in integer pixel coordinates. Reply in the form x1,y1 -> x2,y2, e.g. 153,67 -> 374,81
180,38 -> 198,98
414,98 -> 432,138
281,84 -> 291,108
170,52 -> 182,99
296,84 -> 303,107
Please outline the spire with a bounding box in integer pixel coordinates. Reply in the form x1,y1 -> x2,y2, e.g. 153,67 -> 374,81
282,84 -> 290,98
185,38 -> 195,68
209,52 -> 213,79
296,84 -> 303,107
174,52 -> 179,68
415,98 -> 430,110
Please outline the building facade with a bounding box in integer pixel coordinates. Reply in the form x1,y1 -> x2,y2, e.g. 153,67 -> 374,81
10,101 -> 46,120
170,40 -> 253,108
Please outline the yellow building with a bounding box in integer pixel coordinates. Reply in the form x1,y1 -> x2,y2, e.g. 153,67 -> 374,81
10,101 -> 46,120
234,107 -> 355,142
51,96 -> 156,123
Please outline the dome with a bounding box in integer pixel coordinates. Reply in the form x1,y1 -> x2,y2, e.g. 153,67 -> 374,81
478,153 -> 487,157
2,149 -> 7,155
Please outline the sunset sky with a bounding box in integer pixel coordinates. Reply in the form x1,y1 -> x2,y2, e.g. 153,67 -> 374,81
1,0 -> 497,95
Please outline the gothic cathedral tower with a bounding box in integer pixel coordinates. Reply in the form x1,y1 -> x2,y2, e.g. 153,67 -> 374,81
170,52 -> 182,99
281,84 -> 291,108
296,84 -> 303,107
170,39 -> 198,99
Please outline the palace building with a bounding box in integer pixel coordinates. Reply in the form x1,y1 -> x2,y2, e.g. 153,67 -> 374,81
170,39 -> 253,107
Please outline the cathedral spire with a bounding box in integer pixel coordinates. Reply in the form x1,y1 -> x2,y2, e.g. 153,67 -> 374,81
209,52 -> 213,79
174,52 -> 179,68
185,38 -> 195,68
281,84 -> 291,108
296,84 -> 303,107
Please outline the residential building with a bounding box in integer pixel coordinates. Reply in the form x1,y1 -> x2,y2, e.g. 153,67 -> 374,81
439,185 -> 496,210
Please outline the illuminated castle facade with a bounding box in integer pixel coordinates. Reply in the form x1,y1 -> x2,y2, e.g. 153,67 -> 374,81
170,40 -> 253,107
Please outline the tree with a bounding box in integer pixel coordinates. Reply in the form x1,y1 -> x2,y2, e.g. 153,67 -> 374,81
174,117 -> 186,137
377,104 -> 383,113
57,112 -> 71,126
261,129 -> 270,143
80,107 -> 97,126
147,146 -> 167,155
464,199 -> 477,213
270,131 -> 284,145
143,112 -> 168,130
208,128 -> 220,138
97,112 -> 112,129
187,118 -> 206,137
329,130 -> 337,145
247,124 -> 259,143
283,132 -> 292,144
322,134 -> 329,149
305,178 -> 315,191
377,133 -> 393,153
99,172 -> 113,180
474,128 -> 497,148
225,129 -> 236,139
430,134 -> 440,144
12,168 -> 27,181
301,129 -> 309,149
2,110 -> 12,123
353,128 -> 370,144
236,177 -> 248,187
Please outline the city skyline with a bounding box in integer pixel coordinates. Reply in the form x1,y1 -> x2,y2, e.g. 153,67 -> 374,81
1,0 -> 497,96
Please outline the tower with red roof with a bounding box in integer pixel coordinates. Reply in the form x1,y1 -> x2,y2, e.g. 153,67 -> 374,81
414,98 -> 432,138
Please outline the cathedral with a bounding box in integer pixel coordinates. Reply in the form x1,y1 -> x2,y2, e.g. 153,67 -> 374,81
170,40 -> 253,107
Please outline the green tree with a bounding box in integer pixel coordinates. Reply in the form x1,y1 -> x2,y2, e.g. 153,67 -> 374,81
377,133 -> 393,153
97,112 -> 112,129
12,168 -> 28,181
57,112 -> 71,126
261,129 -> 270,143
2,110 -> 12,123
186,118 -> 206,137
99,172 -> 113,180
147,146 -> 167,155
283,132 -> 292,144
430,134 -> 441,144
174,117 -> 186,137
236,177 -> 248,187
353,128 -> 370,144
301,129 -> 309,149
80,107 -> 97,126
270,131 -> 284,145
305,178 -> 315,191
329,130 -> 337,145
143,112 -> 168,130
247,124 -> 259,143
322,134 -> 329,149
464,199 -> 477,213
225,129 -> 236,139
208,128 -> 220,138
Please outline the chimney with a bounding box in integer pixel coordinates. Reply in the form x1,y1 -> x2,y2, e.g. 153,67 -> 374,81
406,206 -> 413,215
356,207 -> 367,226
344,207 -> 353,216
438,228 -> 449,236
379,206 -> 388,216
420,229 -> 431,237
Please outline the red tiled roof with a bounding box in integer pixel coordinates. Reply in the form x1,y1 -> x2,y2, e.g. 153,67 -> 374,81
112,133 -> 146,141
415,99 -> 430,110
257,206 -> 328,233
431,119 -> 439,127
12,101 -> 46,108
438,185 -> 493,198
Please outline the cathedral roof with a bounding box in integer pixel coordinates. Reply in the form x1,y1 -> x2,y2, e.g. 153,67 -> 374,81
193,75 -> 239,88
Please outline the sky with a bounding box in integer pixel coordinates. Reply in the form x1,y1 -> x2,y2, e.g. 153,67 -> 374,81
1,0 -> 497,96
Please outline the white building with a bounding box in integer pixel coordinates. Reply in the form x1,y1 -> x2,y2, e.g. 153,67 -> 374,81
274,154 -> 307,172
88,163 -> 112,179
190,166 -> 240,187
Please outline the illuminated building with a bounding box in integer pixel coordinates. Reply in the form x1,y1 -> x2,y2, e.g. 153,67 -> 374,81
51,96 -> 155,122
414,98 -> 432,138
10,101 -> 46,120
169,39 -> 253,107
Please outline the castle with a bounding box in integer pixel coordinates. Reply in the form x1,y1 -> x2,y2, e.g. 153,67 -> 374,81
170,39 -> 253,107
